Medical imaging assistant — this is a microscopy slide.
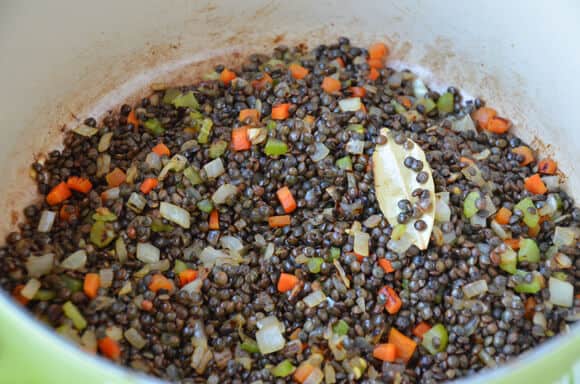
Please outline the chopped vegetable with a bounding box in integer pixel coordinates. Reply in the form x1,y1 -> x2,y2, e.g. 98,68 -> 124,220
127,110 -> 139,127
504,238 -> 521,250
514,271 -> 545,294
20,278 -> 41,300
368,67 -> 380,81
143,118 -> 165,136
269,215 -> 291,228
515,197 -> 540,228
83,273 -> 100,299
349,86 -> 366,97
495,207 -> 512,225
369,42 -> 389,59
378,259 -> 395,273
518,238 -> 540,263
66,176 -> 92,194
271,103 -> 291,120
238,109 -> 260,124
264,138 -> 288,156
416,97 -> 437,113
373,343 -> 396,362
183,167 -> 203,185
124,328 -> 147,350
335,155 -> 353,170
106,168 -> 126,187
197,199 -> 214,213
136,242 -> 160,264
471,107 -> 497,130
209,140 -> 228,159
208,209 -> 219,230
220,68 -> 236,85
160,202 -> 191,228
212,183 -> 238,205
46,182 -> 71,206
379,286 -> 402,314
272,359 -> 296,377
525,174 -> 547,195
553,226 -> 579,248
322,77 -> 341,94
231,126 -> 252,151
538,158 -> 557,174
512,146 -> 534,166
178,269 -> 198,287
98,336 -> 121,360
498,245 -> 518,274
277,186 -> 297,213
303,289 -> 326,307
294,363 -> 315,384
197,118 -> 213,144
172,91 -> 199,109
388,328 -> 417,363
289,63 -> 309,80
256,316 -> 286,354
367,58 -> 383,69
252,72 -> 273,89
37,210 -> 56,233
148,274 -> 174,293
463,191 -> 480,218
549,277 -> 573,307
89,221 -> 116,248
436,92 -> 454,114
140,178 -> 158,194
421,324 -> 448,355
486,117 -> 511,134
277,273 -> 298,293
338,97 -> 362,112
307,257 -> 324,274
72,124 -> 98,137
412,322 -> 432,338
60,250 -> 87,270
126,192 -> 147,213
333,320 -> 349,336
63,301 -> 87,330
462,279 -> 488,298
240,339 -> 260,353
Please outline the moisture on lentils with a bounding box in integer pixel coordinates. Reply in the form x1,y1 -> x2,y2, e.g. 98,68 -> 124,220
1,38 -> 579,384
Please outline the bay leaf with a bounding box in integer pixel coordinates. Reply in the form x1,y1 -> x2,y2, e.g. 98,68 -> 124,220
373,128 -> 435,251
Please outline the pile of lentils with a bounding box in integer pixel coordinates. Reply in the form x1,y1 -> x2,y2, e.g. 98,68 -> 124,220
0,37 -> 579,383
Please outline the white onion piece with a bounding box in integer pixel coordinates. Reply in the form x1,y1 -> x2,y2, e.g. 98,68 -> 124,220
124,328 -> 147,349
212,184 -> 238,205
115,237 -> 127,264
21,278 -> 41,299
257,316 -> 284,331
324,363 -> 336,384
303,368 -> 324,384
72,124 -> 98,137
387,234 -> 413,254
303,290 -> 327,308
118,281 -> 132,296
81,330 -> 97,353
549,277 -> 573,307
160,202 -> 191,228
533,312 -> 547,330
542,176 -> 560,191
254,234 -> 266,247
199,246 -> 242,267
181,278 -> 203,295
159,154 -> 188,180
37,210 -> 56,233
437,191 -> 450,204
220,236 -> 244,255
127,192 -> 147,213
256,324 -> 285,354
363,215 -> 382,228
263,243 -> 275,260
60,250 -> 87,270
452,114 -> 477,134
539,194 -> 559,216
96,154 -> 111,177
311,143 -> 330,162
145,152 -> 162,171
346,140 -> 365,155
203,158 -> 225,179
150,259 -> 171,272
491,220 -> 511,240
248,128 -> 267,144
99,268 -> 114,288
435,199 -> 451,223
553,253 -> 573,269
470,214 -> 487,227
101,187 -> 120,201
98,132 -> 113,152
338,97 -> 362,112
462,280 -> 488,298
412,78 -> 428,98
473,149 -> 491,161
353,231 -> 370,256
136,243 -> 160,264
106,326 -> 123,341
26,253 -> 54,277
553,226 -> 578,248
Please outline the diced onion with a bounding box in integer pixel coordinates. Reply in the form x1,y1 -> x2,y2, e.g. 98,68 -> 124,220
124,328 -> 147,349
145,152 -> 162,170
220,236 -> 244,255
303,368 -> 324,384
256,324 -> 286,354
470,214 -> 487,227
248,128 -> 267,144
539,194 -> 559,216
99,268 -> 114,288
553,253 -> 573,269
473,149 -> 491,161
127,192 -> 147,213
203,158 -> 225,179
80,330 -> 97,353
72,124 -> 98,137
303,290 -> 327,308
257,316 -> 285,332
199,246 -> 243,267
549,277 -> 573,307
98,132 -> 113,152
435,199 -> 451,223
533,312 -> 547,330
60,250 -> 87,270
491,220 -> 511,240
338,97 -> 362,112
553,226 -> 578,248
118,281 -> 132,296
452,114 -> 477,134
96,154 -> 111,177
136,242 -> 160,264
37,210 -> 56,233
324,363 -> 336,384
159,154 -> 188,180
212,184 -> 238,205
462,279 -> 488,298
263,243 -> 275,260
412,78 -> 428,98
387,234 -> 413,254
333,260 -> 350,288
542,176 -> 560,191
106,326 -> 123,341
101,187 -> 120,201
160,202 -> 191,228
26,253 -> 54,277
353,231 -> 370,257
311,143 -> 330,162
21,278 -> 41,299
181,278 -> 203,295
346,140 -> 365,155
363,215 -> 382,228
115,237 -> 127,264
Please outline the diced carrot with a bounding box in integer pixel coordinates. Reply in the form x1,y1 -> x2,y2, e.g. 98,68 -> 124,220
277,273 -> 299,293
349,86 -> 366,98
379,286 -> 402,315
398,96 -> 412,109
276,186 -> 297,214
524,174 -> 547,195
251,72 -> 273,89
231,126 -> 252,151
512,146 -> 534,166
528,224 -> 541,238
495,207 -> 512,225
106,168 -> 126,188
538,158 -> 557,175
220,68 -> 237,85
141,299 -> 153,311
369,42 -> 389,60
486,116 -> 511,134
271,103 -> 291,120
504,238 -> 521,250
378,259 -> 395,273
60,204 -> 79,222
412,322 -> 432,338
373,343 -> 397,362
209,209 -> 219,230
127,109 -> 139,128
367,58 -> 384,69
459,156 -> 475,166
148,274 -> 175,293
334,57 -> 345,68
388,328 -> 417,363
140,178 -> 158,194
66,176 -> 92,194
269,215 -> 291,228
12,285 -> 29,306
293,363 -> 315,383
524,297 -> 536,320
471,107 -> 497,130
289,328 -> 301,340
178,269 -> 198,287
321,77 -> 342,94
152,142 -> 171,157
46,182 -> 72,206
289,63 -> 309,80
368,67 -> 380,81
98,337 -> 121,360
238,109 -> 260,124
83,273 -> 100,300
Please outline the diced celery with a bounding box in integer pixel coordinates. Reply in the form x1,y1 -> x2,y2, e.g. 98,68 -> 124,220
391,100 -> 406,114
144,118 -> 165,136
463,191 -> 480,219
89,221 -> 116,248
162,88 -> 180,104
173,260 -> 187,274
240,340 -> 260,353
307,257 -> 324,273
209,140 -> 228,159
197,199 -> 214,213
329,247 -> 341,262
514,271 -> 544,294
63,301 -> 87,330
271,359 -> 296,377
34,289 -> 56,301
172,91 -> 199,109
92,209 -> 117,222
151,218 -> 173,233
61,275 -> 83,293
518,238 -> 540,263
197,118 -> 213,144
515,198 -> 539,228
333,320 -> 349,336
335,156 -> 353,171
346,124 -> 365,134
499,246 -> 517,274
416,98 -> 436,113
422,323 -> 448,354
264,138 -> 288,156
437,92 -> 454,114
183,167 -> 203,186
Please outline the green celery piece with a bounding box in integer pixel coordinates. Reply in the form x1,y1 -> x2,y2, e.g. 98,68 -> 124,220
329,247 -> 341,262
391,100 -> 407,114
416,97 -> 437,113
197,199 -> 214,213
240,340 -> 260,353
34,289 -> 56,301
209,140 -> 228,159
463,191 -> 480,219
333,319 -> 349,336
173,260 -> 188,274
514,271 -> 543,294
183,167 -> 203,186
346,124 -> 365,134
62,301 -> 87,331
162,88 -> 180,104
271,359 -> 296,377
264,138 -> 288,156
437,92 -> 454,114
89,221 -> 116,248
172,91 -> 199,109
518,238 -> 540,263
266,120 -> 277,131
552,272 -> 568,281
61,275 -> 83,293
307,257 -> 324,273
144,118 -> 165,136
335,156 -> 353,171
151,218 -> 173,233
499,246 -> 518,274
515,198 -> 539,228
91,210 -> 117,222
197,118 -> 213,144
422,323 -> 448,355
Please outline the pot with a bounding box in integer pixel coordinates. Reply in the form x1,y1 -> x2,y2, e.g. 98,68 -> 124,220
0,1 -> 578,383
